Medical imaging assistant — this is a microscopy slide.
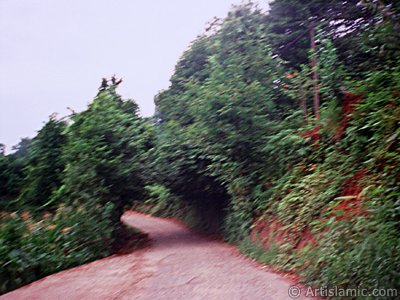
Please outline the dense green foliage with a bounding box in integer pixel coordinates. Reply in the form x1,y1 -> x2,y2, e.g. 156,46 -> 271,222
19,117 -> 67,208
1,0 -> 399,298
143,1 -> 400,298
0,81 -> 149,294
0,138 -> 32,208
52,83 -> 150,242
0,203 -> 113,294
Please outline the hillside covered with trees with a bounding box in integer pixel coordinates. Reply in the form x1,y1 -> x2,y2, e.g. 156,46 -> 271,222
1,0 -> 399,298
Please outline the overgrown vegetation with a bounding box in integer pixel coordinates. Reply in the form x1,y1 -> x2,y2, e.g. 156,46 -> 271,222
0,80 -> 150,294
0,203 -> 113,293
141,1 -> 400,298
1,0 -> 399,298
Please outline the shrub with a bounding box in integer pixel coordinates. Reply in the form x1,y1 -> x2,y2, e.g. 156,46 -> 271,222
0,201 -> 114,294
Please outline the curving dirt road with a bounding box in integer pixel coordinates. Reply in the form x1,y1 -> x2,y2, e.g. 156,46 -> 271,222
2,211 -> 314,300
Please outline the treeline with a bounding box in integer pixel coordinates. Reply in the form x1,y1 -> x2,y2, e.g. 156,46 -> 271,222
142,0 -> 400,296
0,0 -> 399,297
0,82 -> 152,293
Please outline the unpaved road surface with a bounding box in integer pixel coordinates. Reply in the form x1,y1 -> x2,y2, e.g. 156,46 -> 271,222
2,211 -> 314,300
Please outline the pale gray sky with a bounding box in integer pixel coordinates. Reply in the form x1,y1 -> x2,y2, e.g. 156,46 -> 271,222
0,0 -> 268,151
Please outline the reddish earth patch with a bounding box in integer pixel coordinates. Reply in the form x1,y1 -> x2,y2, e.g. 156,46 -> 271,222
335,93 -> 363,141
329,169 -> 367,221
250,217 -> 317,286
251,217 -> 286,249
252,169 -> 367,256
340,169 -> 365,196
301,125 -> 321,149
295,227 -> 316,251
251,217 -> 316,252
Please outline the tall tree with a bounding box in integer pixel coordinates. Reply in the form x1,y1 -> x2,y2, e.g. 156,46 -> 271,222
267,0 -> 375,70
0,138 -> 32,202
19,117 -> 67,207
54,79 -> 148,242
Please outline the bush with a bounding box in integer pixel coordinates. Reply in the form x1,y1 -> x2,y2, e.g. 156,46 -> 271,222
0,201 -> 114,294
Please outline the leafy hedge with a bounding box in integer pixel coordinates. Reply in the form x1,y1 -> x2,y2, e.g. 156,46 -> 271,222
0,202 -> 114,294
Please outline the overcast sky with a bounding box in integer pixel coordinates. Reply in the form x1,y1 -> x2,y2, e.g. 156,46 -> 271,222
0,0 -> 269,151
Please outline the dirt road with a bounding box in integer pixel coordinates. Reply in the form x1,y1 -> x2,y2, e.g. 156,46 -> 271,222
2,211 -> 313,300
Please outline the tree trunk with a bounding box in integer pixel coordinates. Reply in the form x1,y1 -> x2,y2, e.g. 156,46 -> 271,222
310,21 -> 320,121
